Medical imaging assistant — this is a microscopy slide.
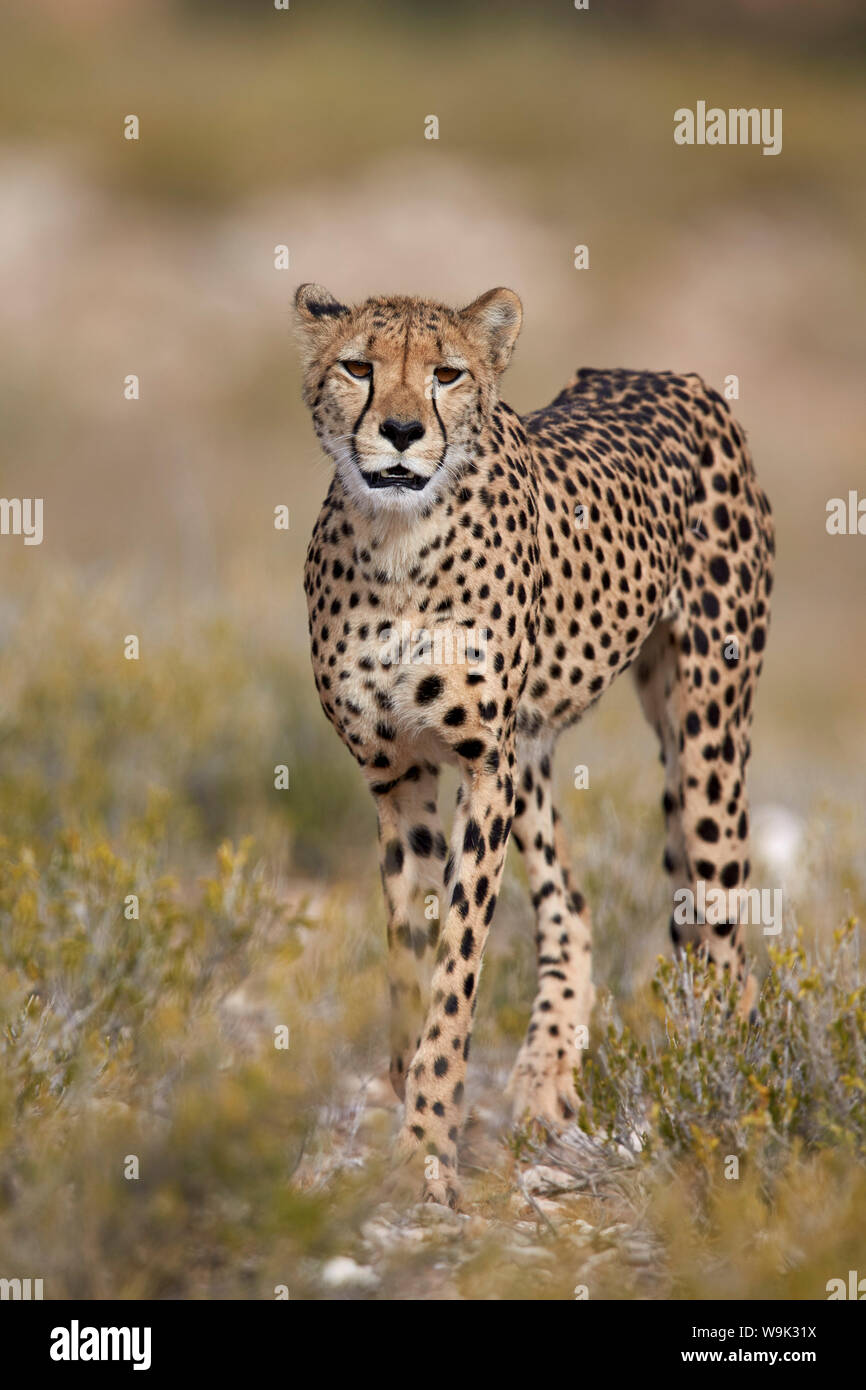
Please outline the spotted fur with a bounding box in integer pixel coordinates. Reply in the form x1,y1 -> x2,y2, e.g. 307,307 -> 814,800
297,284 -> 774,1206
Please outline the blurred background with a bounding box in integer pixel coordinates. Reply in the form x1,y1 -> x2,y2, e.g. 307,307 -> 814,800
0,0 -> 864,1299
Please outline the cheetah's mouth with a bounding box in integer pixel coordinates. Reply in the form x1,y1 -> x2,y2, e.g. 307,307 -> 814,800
360,464 -> 429,491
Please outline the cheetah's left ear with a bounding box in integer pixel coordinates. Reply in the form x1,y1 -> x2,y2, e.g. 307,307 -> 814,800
459,287 -> 523,373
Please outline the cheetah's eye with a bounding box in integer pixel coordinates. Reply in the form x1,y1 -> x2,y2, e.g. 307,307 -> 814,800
434,366 -> 463,385
341,360 -> 372,379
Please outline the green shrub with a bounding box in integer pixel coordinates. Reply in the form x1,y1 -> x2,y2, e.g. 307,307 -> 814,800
578,924 -> 866,1166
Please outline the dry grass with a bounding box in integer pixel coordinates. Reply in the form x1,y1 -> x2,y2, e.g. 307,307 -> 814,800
0,580 -> 863,1298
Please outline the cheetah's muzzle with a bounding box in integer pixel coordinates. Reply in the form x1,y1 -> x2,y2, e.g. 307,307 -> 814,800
296,281 -> 775,1208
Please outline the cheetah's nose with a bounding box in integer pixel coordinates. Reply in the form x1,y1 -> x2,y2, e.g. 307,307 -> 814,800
379,418 -> 425,452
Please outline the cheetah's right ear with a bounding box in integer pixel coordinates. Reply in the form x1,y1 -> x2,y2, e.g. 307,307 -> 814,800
294,284 -> 350,326
459,287 -> 523,374
294,285 -> 351,372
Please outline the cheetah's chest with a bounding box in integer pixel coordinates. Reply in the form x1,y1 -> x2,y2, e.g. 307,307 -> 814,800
308,581 -> 495,773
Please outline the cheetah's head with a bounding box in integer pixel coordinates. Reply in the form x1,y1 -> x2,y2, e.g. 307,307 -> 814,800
294,285 -> 522,516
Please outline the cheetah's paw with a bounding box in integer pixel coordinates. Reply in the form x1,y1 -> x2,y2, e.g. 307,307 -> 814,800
506,1049 -> 580,1129
391,1125 -> 463,1210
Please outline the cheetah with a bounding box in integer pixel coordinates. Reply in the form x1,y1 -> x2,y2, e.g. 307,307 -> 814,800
298,283 -> 774,1207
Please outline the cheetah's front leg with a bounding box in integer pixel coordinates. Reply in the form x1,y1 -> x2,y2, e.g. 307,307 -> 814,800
394,764 -> 514,1207
507,763 -> 594,1126
374,766 -> 448,1099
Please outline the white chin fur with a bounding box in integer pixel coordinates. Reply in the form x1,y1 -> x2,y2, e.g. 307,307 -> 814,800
331,446 -> 464,518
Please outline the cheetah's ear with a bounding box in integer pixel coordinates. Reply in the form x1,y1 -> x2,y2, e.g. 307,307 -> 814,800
294,283 -> 350,327
294,284 -> 351,371
459,287 -> 523,373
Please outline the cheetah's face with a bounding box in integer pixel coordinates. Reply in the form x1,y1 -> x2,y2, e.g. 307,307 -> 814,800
294,285 -> 522,516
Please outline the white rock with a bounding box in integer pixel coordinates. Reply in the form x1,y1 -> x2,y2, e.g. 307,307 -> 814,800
320,1256 -> 379,1289
600,1223 -> 630,1239
523,1164 -> 578,1194
751,803 -> 807,892
413,1200 -> 461,1225
507,1243 -> 554,1264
